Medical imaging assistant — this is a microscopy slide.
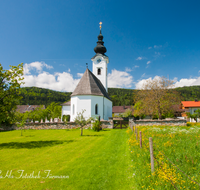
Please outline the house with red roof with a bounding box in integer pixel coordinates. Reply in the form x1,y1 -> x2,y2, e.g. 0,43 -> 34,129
112,106 -> 132,116
181,100 -> 200,122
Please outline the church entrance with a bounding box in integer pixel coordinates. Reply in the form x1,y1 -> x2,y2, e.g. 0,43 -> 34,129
113,118 -> 129,129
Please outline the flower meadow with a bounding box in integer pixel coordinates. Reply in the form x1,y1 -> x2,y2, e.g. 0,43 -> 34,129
127,124 -> 200,189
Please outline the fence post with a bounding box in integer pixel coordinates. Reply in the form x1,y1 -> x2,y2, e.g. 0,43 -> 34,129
149,137 -> 154,173
130,123 -> 133,132
136,127 -> 138,140
140,131 -> 142,148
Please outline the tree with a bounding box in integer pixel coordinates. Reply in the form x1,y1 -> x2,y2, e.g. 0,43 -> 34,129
133,101 -> 146,119
123,107 -> 134,118
45,102 -> 61,120
92,120 -> 102,132
74,110 -> 92,136
186,109 -> 200,122
134,77 -> 181,119
0,63 -> 24,125
28,105 -> 47,122
15,111 -> 29,136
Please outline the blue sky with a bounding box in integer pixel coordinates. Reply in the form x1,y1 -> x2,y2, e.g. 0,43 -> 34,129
1,0 -> 200,91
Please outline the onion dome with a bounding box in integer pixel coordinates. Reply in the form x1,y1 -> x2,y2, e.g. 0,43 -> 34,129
94,30 -> 107,55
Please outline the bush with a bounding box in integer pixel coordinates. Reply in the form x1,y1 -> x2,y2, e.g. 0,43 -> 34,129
187,122 -> 200,127
92,120 -> 102,132
63,115 -> 70,122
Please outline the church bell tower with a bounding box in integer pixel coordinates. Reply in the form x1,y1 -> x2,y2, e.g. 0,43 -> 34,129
91,22 -> 109,92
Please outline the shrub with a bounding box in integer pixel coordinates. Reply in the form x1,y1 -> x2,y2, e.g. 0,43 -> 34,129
187,122 -> 200,127
92,120 -> 102,132
63,115 -> 70,122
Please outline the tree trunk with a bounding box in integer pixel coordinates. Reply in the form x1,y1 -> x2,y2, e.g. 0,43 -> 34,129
158,106 -> 162,119
21,128 -> 23,136
81,128 -> 83,136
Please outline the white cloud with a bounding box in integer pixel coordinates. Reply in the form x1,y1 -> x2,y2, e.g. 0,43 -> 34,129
43,63 -> 53,69
154,45 -> 162,49
23,61 -> 53,75
68,68 -> 71,72
148,47 -> 152,49
136,57 -> 143,60
125,67 -> 132,72
135,76 -> 200,89
77,73 -> 83,77
173,77 -> 200,88
134,65 -> 139,68
22,62 -> 135,91
23,71 -> 80,92
108,69 -> 133,88
22,62 -> 80,92
147,61 -> 151,64
135,76 -> 161,89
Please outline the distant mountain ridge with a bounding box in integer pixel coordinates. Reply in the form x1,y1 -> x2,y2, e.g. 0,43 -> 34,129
18,86 -> 200,106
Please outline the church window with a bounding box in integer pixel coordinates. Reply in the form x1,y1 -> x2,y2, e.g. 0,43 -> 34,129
95,104 -> 98,115
97,68 -> 101,75
73,104 -> 75,115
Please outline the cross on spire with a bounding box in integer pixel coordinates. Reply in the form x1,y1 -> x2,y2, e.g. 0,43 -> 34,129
99,22 -> 102,30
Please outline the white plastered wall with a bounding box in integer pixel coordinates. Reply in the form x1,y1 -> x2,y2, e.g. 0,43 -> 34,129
104,97 -> 112,120
189,107 -> 200,122
70,96 -> 91,121
61,105 -> 71,118
70,95 -> 112,121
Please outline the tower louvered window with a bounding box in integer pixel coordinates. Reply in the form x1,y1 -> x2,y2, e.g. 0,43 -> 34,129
97,68 -> 101,75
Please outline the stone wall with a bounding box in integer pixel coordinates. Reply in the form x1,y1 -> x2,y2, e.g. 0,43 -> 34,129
129,118 -> 187,126
0,120 -> 113,131
101,120 -> 113,129
0,118 -> 187,131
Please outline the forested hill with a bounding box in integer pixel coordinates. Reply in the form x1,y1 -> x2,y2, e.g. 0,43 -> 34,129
19,87 -> 72,106
175,86 -> 200,101
18,86 -> 200,106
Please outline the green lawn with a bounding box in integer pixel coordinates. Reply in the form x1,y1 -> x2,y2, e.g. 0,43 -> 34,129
0,129 -> 134,190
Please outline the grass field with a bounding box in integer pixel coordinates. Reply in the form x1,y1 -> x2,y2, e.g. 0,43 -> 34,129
0,129 -> 134,190
128,125 -> 200,189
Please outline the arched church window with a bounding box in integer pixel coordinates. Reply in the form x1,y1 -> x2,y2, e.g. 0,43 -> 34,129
73,104 -> 75,115
97,68 -> 101,75
95,104 -> 98,115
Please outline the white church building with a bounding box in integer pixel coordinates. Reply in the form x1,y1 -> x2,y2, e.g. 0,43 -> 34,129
61,24 -> 112,121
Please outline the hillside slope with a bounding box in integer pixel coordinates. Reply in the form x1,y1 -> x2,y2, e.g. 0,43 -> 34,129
18,86 -> 200,106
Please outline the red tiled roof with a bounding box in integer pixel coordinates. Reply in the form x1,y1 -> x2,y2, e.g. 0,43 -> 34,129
181,101 -> 200,108
112,106 -> 132,113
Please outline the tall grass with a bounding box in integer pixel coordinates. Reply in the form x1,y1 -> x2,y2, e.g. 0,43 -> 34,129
127,125 -> 200,189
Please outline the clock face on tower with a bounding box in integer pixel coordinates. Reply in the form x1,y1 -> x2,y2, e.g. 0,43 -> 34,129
97,59 -> 101,63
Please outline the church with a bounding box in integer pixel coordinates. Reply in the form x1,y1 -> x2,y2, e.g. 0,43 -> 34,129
61,23 -> 112,121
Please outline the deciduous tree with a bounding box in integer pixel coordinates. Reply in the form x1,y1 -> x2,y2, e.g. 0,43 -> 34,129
15,111 -> 29,136
0,63 -> 24,125
134,77 -> 181,119
74,110 -> 92,136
